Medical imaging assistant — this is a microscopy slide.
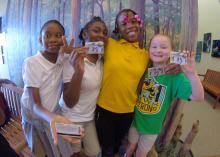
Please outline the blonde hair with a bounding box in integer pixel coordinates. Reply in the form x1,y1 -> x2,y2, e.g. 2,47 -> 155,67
149,34 -> 173,49
148,34 -> 173,66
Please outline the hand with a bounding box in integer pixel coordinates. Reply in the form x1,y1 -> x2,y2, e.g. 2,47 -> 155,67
61,127 -> 85,144
164,63 -> 182,74
69,47 -> 88,74
181,51 -> 196,74
59,36 -> 74,54
50,115 -> 72,145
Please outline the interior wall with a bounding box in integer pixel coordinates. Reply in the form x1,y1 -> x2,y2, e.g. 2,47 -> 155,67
196,0 -> 220,74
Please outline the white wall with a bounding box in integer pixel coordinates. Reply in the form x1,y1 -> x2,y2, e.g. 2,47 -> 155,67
196,0 -> 220,74
0,0 -> 7,16
0,0 -> 10,79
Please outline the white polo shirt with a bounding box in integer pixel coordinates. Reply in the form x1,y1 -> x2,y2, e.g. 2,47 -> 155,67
21,52 -> 63,115
59,56 -> 103,122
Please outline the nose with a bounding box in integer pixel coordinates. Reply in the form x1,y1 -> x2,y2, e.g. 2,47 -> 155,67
49,36 -> 58,42
155,47 -> 162,53
126,22 -> 135,29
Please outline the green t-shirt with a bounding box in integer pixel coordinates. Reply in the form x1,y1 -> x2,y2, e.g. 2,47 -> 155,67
132,73 -> 192,134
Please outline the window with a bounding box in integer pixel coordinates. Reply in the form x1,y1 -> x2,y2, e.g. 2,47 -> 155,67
0,32 -> 5,64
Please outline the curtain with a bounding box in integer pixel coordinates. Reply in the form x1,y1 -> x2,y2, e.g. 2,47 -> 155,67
179,0 -> 198,51
4,0 -> 197,86
5,0 -> 71,86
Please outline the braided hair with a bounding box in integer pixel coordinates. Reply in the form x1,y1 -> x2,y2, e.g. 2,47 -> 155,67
112,9 -> 137,36
79,16 -> 106,46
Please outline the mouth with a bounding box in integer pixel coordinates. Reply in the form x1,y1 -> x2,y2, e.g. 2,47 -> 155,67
152,54 -> 164,59
48,44 -> 60,49
128,31 -> 136,36
126,28 -> 138,38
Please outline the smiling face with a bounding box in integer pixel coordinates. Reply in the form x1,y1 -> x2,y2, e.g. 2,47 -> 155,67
39,22 -> 64,54
117,11 -> 141,43
149,35 -> 172,66
84,21 -> 108,43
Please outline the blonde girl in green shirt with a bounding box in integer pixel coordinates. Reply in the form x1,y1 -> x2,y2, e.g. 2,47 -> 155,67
125,34 -> 204,157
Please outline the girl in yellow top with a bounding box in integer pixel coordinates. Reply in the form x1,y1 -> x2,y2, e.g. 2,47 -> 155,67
95,9 -> 180,157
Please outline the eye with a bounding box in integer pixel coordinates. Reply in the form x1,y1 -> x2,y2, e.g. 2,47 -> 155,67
56,33 -> 62,38
132,18 -> 138,23
91,29 -> 99,33
161,45 -> 168,49
151,45 -> 157,49
121,21 -> 127,26
44,33 -> 51,39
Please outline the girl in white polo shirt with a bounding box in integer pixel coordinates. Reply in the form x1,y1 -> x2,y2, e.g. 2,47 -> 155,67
21,20 -> 81,157
58,17 -> 108,157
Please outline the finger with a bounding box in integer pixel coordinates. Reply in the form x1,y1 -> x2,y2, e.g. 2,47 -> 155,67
190,51 -> 195,57
185,50 -> 190,57
62,135 -> 81,144
69,38 -> 75,46
62,36 -> 68,46
51,125 -> 58,145
165,63 -> 181,74
164,63 -> 175,72
69,51 -> 76,65
65,47 -> 74,54
76,48 -> 87,54
80,127 -> 85,137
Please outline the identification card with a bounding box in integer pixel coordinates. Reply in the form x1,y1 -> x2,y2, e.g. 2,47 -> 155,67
170,51 -> 187,65
55,123 -> 82,137
148,66 -> 165,77
85,41 -> 104,54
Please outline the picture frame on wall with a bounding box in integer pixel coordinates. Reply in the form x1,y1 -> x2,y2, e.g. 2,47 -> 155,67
195,41 -> 202,62
203,33 -> 211,53
211,40 -> 220,58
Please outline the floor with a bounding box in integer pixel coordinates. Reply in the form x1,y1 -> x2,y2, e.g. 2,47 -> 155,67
181,93 -> 220,157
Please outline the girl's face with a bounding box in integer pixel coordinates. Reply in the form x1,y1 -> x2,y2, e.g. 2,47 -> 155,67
39,23 -> 64,54
117,11 -> 141,43
84,21 -> 108,43
149,35 -> 172,66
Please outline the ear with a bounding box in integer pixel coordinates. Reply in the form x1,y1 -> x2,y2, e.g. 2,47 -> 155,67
82,31 -> 88,40
39,37 -> 43,45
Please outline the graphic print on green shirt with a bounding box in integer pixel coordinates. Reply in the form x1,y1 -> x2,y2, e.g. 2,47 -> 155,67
133,73 -> 192,134
136,76 -> 167,114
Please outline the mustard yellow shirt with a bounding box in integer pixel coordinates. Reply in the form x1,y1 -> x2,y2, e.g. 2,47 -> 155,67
97,38 -> 149,113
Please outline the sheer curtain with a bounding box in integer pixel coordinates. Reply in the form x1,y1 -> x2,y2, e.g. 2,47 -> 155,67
180,0 -> 198,51
5,0 -> 72,86
4,0 -> 197,86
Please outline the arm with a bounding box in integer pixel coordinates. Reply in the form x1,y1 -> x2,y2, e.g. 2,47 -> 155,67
63,70 -> 84,108
165,63 -> 182,74
63,48 -> 87,108
23,59 -> 81,145
182,52 -> 204,101
30,87 -> 72,145
56,37 -> 74,64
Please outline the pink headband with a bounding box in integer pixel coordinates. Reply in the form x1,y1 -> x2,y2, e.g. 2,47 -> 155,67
122,14 -> 143,27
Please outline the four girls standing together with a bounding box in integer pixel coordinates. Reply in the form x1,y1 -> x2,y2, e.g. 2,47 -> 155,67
21,8 -> 204,157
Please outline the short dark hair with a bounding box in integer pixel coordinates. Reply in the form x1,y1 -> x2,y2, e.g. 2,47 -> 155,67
40,20 -> 65,36
79,16 -> 106,46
